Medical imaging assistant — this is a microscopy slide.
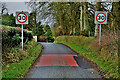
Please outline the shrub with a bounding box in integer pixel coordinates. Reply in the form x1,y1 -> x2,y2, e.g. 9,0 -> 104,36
43,25 -> 54,42
2,26 -> 33,64
38,36 -> 47,42
54,36 -> 94,46
90,32 -> 118,61
80,30 -> 89,37
2,26 -> 33,48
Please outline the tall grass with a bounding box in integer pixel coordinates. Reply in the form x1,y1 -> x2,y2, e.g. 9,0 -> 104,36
55,36 -> 94,46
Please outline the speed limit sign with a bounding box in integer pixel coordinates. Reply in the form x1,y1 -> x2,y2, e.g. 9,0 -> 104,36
16,11 -> 28,24
95,11 -> 107,24
94,11 -> 107,51
16,11 -> 29,50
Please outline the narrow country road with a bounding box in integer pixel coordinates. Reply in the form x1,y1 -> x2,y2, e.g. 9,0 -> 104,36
26,42 -> 102,78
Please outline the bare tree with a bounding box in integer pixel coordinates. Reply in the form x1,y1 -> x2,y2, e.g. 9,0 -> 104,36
1,2 -> 8,15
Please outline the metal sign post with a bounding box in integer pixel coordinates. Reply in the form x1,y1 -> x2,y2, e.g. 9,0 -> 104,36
99,24 -> 101,49
22,24 -> 23,50
95,11 -> 107,51
16,11 -> 28,50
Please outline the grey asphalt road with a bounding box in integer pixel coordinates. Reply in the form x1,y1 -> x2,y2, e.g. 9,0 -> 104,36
25,42 -> 102,78
41,42 -> 76,54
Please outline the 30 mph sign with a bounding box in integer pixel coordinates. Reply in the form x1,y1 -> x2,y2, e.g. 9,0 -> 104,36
95,11 -> 107,24
16,11 -> 29,50
16,12 -> 28,24
94,11 -> 108,51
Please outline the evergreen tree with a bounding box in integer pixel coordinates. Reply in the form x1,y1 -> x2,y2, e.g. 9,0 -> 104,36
43,25 -> 54,42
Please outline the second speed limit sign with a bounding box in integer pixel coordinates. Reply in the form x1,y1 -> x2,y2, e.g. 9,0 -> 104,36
95,11 -> 107,24
94,11 -> 108,51
16,11 -> 28,24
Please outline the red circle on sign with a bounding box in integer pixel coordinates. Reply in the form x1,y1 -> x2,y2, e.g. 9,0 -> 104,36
96,12 -> 106,23
17,12 -> 27,23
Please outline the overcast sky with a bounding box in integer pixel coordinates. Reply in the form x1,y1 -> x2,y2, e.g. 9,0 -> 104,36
6,2 -> 31,16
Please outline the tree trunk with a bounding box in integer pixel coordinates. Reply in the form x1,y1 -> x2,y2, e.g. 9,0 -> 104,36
73,27 -> 76,35
80,2 -> 83,31
84,2 -> 88,30
94,24 -> 98,37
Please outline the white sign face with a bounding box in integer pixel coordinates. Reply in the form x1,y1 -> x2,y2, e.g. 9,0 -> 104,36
95,11 -> 107,24
16,12 -> 28,24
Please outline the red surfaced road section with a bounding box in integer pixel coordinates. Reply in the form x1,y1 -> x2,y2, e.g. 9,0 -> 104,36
35,54 -> 78,67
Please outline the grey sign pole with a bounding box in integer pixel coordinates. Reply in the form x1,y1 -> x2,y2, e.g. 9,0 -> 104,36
22,24 -> 23,50
99,24 -> 101,49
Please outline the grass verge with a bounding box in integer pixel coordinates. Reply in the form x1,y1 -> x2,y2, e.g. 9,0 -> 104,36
59,42 -> 119,79
2,42 -> 42,78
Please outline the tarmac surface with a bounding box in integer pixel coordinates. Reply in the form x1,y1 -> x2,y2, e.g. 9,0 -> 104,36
26,42 -> 102,78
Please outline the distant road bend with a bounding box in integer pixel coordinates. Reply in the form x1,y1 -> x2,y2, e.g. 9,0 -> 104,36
26,42 -> 102,78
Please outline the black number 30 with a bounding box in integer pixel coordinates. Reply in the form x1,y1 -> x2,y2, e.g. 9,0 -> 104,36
18,15 -> 26,20
97,15 -> 105,20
